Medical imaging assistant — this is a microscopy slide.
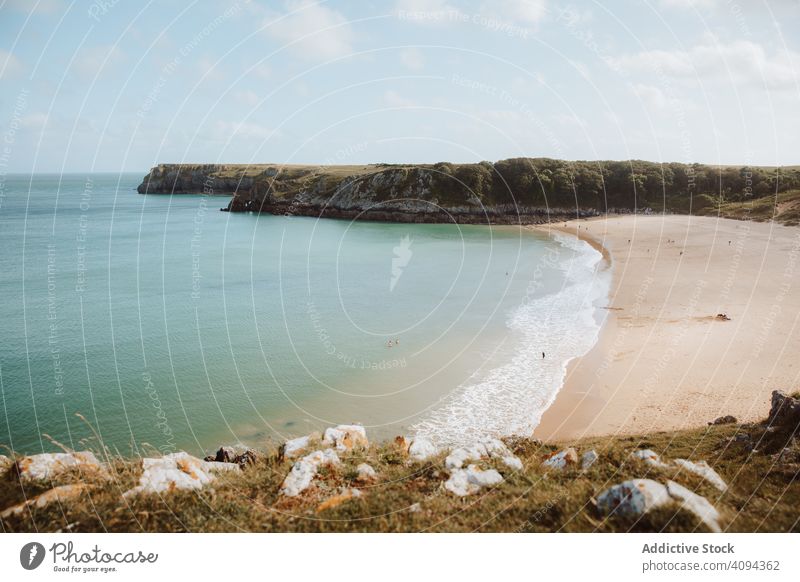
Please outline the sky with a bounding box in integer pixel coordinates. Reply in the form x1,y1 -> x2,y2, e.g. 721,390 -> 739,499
1,0 -> 799,172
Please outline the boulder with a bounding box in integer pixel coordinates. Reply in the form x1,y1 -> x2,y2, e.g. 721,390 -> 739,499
279,432 -> 321,461
597,479 -> 724,532
210,445 -> 258,468
14,451 -> 106,483
673,459 -> 728,492
665,481 -> 722,532
123,452 -> 235,498
280,449 -> 341,497
445,464 -> 504,496
542,447 -> 578,470
629,449 -> 670,469
596,479 -> 671,518
769,390 -> 800,427
708,415 -> 737,426
355,463 -> 377,483
315,488 -> 361,513
581,450 -> 599,470
446,440 -> 523,471
1,483 -> 88,519
322,425 -> 368,452
0,455 -> 11,475
408,437 -> 438,461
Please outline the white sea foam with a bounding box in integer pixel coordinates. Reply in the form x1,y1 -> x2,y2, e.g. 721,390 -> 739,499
412,233 -> 609,448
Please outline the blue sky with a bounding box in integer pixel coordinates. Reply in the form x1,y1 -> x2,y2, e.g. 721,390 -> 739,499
1,0 -> 799,172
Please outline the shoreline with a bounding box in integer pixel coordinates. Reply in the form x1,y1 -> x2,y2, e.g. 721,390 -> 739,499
534,215 -> 800,441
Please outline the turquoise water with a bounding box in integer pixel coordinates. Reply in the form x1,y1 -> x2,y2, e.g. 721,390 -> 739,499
0,174 -> 605,456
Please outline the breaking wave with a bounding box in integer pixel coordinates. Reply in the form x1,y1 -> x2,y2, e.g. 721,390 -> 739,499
412,232 -> 609,448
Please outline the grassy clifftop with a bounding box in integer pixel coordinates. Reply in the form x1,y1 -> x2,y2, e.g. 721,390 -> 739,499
2,399 -> 798,533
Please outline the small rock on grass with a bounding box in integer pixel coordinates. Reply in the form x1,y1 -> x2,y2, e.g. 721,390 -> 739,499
581,450 -> 599,470
322,425 -> 368,452
280,449 -> 341,497
542,447 -> 578,470
123,452 -> 237,498
445,464 -> 504,497
407,437 -> 438,461
629,449 -> 671,469
673,459 -> 728,492
355,463 -> 377,482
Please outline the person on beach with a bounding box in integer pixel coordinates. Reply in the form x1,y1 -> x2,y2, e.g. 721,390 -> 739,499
386,339 -> 393,348
542,352 -> 545,359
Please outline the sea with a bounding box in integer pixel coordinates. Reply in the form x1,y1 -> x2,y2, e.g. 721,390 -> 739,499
0,173 -> 609,456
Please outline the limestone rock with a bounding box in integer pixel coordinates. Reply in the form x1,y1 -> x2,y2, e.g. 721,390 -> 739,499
581,450 -> 599,470
0,455 -> 11,475
673,459 -> 728,492
408,437 -> 438,461
355,463 -> 377,482
666,481 -> 722,532
315,488 -> 361,513
280,449 -> 341,497
596,479 -> 671,518
629,449 -> 670,469
708,415 -> 737,426
408,502 -> 422,513
123,452 -> 235,498
446,439 -> 523,471
445,464 -> 504,496
542,447 -> 578,470
15,451 -> 106,483
279,432 -> 321,461
322,425 -> 368,452
1,484 -> 88,519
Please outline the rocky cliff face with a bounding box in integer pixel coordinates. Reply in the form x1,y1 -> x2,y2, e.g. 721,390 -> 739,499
137,163 -> 597,224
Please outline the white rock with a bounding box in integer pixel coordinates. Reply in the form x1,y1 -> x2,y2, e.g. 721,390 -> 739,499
1,483 -> 88,519
322,425 -> 368,452
0,455 -> 11,475
356,463 -> 377,482
630,449 -> 671,469
408,437 -> 439,461
123,452 -> 230,498
280,448 -> 341,497
581,450 -> 599,470
280,433 -> 320,460
408,502 -> 422,513
15,451 -> 105,483
543,447 -> 578,470
673,459 -> 728,492
445,444 -> 487,470
501,455 -> 524,471
445,464 -> 504,496
666,481 -> 722,532
596,479 -> 671,518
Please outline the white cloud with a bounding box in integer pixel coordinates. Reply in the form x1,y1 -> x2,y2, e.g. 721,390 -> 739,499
399,48 -> 425,71
611,38 -> 800,91
0,49 -> 23,79
265,0 -> 354,60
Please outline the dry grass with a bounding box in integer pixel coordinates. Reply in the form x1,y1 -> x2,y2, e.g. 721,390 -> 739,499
1,418 -> 798,533
698,190 -> 800,225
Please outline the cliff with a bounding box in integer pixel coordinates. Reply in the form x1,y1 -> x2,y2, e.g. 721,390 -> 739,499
137,162 -> 598,224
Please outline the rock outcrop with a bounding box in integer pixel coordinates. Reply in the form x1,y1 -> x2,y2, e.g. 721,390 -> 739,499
123,452 -> 237,498
280,449 -> 341,497
14,452 -> 106,483
445,464 -> 504,496
769,390 -> 800,427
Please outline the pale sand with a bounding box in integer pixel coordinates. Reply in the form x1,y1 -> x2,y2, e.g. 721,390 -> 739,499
534,215 -> 800,441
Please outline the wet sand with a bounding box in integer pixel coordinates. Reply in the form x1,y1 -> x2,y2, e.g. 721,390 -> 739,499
534,215 -> 800,441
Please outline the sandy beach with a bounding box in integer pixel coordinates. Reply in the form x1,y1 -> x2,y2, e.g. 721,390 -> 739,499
535,215 -> 800,441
